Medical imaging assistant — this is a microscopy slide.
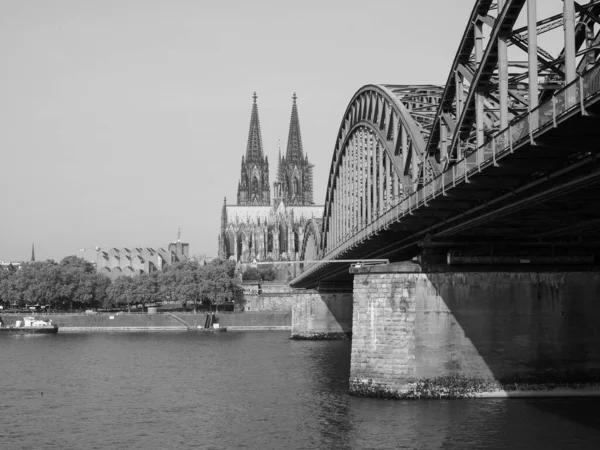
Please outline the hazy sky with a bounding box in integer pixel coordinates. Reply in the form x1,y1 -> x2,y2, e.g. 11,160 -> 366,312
0,0 -> 495,262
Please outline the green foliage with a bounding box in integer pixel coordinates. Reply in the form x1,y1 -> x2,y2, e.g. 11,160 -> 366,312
198,259 -> 242,307
241,267 -> 261,281
105,276 -> 134,309
159,259 -> 241,311
0,257 -> 111,310
242,265 -> 277,281
60,255 -> 96,274
0,256 -> 241,312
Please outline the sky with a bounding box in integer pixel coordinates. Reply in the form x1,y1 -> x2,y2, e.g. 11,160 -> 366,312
0,0 -> 557,262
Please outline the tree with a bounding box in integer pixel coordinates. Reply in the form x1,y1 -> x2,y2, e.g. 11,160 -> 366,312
198,259 -> 242,310
242,266 -> 261,281
60,255 -> 95,274
94,274 -> 112,309
0,268 -> 20,308
106,276 -> 135,310
57,256 -> 100,310
258,266 -> 277,281
131,273 -> 159,307
241,265 -> 277,281
164,261 -> 204,312
17,261 -> 62,309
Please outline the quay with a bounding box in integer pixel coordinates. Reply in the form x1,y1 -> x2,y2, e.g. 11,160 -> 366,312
0,311 -> 291,333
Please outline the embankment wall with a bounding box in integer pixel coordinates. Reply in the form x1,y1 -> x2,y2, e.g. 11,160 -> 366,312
0,312 -> 290,331
242,282 -> 297,312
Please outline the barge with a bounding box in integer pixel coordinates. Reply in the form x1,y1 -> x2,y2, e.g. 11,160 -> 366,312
0,316 -> 59,334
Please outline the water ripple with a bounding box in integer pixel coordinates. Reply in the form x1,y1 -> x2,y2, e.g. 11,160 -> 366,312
1,332 -> 599,449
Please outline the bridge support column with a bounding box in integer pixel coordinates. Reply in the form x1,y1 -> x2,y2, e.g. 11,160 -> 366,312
291,289 -> 353,340
349,262 -> 600,398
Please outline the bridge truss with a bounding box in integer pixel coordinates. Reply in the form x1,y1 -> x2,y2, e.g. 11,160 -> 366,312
293,0 -> 600,289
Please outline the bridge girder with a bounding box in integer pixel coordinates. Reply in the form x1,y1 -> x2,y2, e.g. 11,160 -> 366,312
426,0 -> 600,166
291,0 -> 600,289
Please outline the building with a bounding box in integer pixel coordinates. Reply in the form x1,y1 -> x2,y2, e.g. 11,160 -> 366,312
96,235 -> 190,279
218,93 -> 323,281
0,261 -> 22,271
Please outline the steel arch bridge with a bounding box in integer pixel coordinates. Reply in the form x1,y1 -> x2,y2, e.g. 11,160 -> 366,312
293,0 -> 600,289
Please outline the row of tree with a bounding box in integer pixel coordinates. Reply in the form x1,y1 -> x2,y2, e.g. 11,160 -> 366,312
0,256 -> 242,312
241,265 -> 278,281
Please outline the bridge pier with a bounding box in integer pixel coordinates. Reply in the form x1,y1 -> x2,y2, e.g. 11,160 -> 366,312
290,288 -> 353,340
349,262 -> 600,398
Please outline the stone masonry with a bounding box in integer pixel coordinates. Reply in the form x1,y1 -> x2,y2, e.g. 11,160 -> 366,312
291,290 -> 353,339
349,262 -> 600,398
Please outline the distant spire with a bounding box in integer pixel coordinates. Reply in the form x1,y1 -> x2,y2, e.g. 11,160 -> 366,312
286,92 -> 303,162
177,228 -> 181,242
246,91 -> 264,161
31,242 -> 35,262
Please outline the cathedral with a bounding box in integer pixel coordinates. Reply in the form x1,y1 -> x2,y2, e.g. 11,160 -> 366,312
218,93 -> 323,276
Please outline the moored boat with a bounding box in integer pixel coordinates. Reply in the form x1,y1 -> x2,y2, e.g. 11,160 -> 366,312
0,316 -> 59,334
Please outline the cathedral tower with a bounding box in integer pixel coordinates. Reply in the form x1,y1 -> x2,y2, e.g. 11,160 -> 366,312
237,92 -> 271,206
275,93 -> 314,206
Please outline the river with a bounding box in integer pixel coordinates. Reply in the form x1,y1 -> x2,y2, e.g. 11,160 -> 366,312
1,331 -> 599,449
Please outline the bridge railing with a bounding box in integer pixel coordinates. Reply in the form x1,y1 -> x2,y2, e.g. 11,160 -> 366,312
298,66 -> 600,280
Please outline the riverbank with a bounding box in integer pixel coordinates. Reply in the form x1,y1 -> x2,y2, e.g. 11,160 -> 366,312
0,312 -> 291,332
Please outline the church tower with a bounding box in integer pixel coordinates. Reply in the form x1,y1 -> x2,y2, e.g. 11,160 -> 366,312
275,93 -> 314,206
237,92 -> 271,206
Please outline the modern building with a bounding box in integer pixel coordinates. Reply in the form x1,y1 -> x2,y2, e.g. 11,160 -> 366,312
218,93 -> 323,280
96,235 -> 190,279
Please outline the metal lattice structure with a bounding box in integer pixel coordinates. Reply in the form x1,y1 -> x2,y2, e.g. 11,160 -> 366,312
321,85 -> 443,252
426,0 -> 600,165
292,0 -> 600,289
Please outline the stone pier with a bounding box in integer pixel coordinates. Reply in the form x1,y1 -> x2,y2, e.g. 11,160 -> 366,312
349,262 -> 600,398
291,290 -> 353,339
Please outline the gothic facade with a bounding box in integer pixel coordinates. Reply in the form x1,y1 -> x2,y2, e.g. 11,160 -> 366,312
218,93 -> 323,275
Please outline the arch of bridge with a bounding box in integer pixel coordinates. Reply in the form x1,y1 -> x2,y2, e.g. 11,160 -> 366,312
299,218 -> 321,264
321,84 -> 442,254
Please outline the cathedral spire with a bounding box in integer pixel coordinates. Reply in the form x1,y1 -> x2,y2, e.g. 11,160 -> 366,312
246,91 -> 264,161
279,93 -> 314,206
237,92 -> 270,206
277,139 -> 282,181
31,242 -> 35,262
285,92 -> 303,162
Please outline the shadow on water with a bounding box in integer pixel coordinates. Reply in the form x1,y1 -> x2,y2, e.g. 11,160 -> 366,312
317,268 -> 600,438
522,397 -> 600,432
412,270 -> 600,434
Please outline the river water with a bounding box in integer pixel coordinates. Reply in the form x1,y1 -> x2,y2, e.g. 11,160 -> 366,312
1,331 -> 599,449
